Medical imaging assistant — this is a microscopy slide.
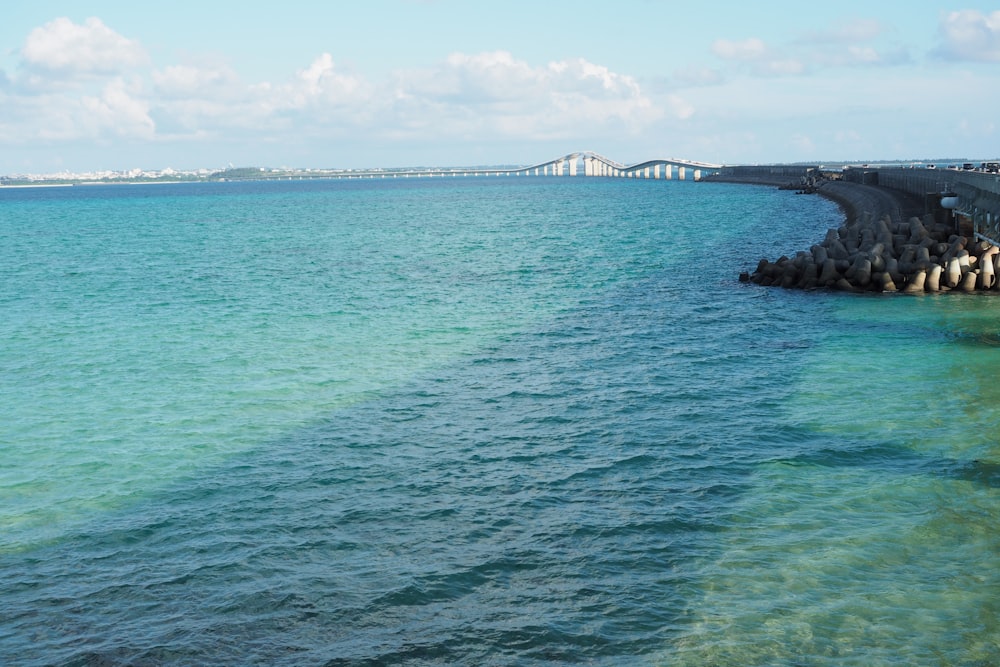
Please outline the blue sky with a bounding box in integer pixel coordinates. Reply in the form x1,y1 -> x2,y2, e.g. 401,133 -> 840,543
1,1 -> 998,173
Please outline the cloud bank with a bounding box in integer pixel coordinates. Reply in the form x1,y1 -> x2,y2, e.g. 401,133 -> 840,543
21,17 -> 148,75
1,11 -> 997,171
937,9 -> 1000,62
1,16 -> 666,160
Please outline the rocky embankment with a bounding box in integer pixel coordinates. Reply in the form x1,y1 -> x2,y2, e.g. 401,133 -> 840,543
738,179 -> 997,294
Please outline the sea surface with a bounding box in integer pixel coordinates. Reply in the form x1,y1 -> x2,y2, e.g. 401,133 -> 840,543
1,176 -> 997,666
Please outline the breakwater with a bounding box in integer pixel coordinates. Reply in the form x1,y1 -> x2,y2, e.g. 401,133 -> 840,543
712,166 -> 1000,293
742,206 -> 1000,293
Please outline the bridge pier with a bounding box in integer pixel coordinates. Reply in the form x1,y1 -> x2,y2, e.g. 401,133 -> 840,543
295,152 -> 721,181
495,154 -> 723,180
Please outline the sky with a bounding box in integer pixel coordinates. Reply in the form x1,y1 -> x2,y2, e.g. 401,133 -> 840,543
1,0 -> 999,173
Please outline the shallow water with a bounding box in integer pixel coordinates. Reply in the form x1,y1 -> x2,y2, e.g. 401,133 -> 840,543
1,177 -> 997,665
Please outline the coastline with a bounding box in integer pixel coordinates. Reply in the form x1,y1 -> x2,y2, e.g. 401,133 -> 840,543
812,179 -> 925,227
703,172 -> 925,225
713,173 -> 998,293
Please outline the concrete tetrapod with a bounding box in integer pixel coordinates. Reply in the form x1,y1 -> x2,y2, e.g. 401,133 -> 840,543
741,212 -> 1000,294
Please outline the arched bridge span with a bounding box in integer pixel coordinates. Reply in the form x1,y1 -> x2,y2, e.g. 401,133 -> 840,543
324,153 -> 723,181
510,152 -> 722,181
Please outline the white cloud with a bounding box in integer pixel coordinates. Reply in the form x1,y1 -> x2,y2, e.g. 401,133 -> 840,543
551,58 -> 642,99
711,37 -> 805,77
2,19 -> 672,167
1,76 -> 153,143
0,18 -> 155,144
802,18 -> 885,44
442,51 -> 541,102
761,59 -> 806,76
284,53 -> 370,110
937,10 -> 1000,62
81,78 -> 155,138
145,49 -> 664,146
384,51 -> 663,140
712,38 -> 769,61
153,63 -> 242,100
712,18 -> 912,78
152,62 -> 271,134
799,44 -> 907,70
148,54 -> 375,137
798,17 -> 911,69
845,45 -> 881,65
21,17 -> 147,76
672,65 -> 724,87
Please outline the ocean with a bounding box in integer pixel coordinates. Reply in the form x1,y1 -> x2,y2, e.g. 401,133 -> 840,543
1,176 -> 997,666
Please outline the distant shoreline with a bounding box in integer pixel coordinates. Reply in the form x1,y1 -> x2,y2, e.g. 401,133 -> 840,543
0,182 -> 75,188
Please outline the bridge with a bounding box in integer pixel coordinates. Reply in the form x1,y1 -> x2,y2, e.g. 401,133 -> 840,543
339,156 -> 1000,242
505,152 -> 722,180
326,152 -> 723,181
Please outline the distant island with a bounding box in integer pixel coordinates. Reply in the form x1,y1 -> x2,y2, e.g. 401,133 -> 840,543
0,164 -> 530,187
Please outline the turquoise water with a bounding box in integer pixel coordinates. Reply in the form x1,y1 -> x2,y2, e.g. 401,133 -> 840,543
1,177 -> 997,665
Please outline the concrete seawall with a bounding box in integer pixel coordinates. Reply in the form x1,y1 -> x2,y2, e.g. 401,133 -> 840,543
850,167 -> 1000,245
704,166 -> 926,230
706,165 -> 821,187
712,167 -> 1000,293
813,180 -> 925,227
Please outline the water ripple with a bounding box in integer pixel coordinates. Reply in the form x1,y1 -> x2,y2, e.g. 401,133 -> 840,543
1,179 -> 997,665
